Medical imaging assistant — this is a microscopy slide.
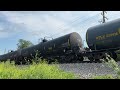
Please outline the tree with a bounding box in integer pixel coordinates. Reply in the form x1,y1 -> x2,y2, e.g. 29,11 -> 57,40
17,39 -> 33,49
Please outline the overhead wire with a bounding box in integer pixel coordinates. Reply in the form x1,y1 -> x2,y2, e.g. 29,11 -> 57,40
53,11 -> 94,31
46,12 -> 96,38
52,13 -> 118,35
51,13 -> 101,38
15,12 -> 101,40
50,12 -> 101,36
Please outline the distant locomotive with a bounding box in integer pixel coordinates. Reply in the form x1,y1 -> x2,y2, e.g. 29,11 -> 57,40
1,18 -> 120,64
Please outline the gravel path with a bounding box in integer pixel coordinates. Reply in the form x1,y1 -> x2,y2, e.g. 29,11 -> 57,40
57,62 -> 120,79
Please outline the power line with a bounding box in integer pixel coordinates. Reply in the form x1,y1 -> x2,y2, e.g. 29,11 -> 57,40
34,12 -> 97,38
53,12 -> 100,34
54,12 -> 93,30
33,13 -> 94,42
51,13 -> 101,38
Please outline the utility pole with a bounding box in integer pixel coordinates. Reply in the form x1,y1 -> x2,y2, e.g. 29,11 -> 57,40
99,11 -> 108,23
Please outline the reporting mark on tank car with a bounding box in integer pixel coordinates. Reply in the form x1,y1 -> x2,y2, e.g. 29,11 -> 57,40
96,28 -> 120,40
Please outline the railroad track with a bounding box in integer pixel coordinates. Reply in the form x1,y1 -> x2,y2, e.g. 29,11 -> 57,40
56,61 -> 120,79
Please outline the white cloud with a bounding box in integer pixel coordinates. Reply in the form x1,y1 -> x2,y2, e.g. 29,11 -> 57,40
1,11 -> 68,35
0,26 -> 3,30
0,32 -> 9,38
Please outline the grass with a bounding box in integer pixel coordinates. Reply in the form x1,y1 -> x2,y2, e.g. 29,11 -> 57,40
0,59 -> 76,79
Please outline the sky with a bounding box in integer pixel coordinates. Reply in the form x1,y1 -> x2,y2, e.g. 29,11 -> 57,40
0,11 -> 120,55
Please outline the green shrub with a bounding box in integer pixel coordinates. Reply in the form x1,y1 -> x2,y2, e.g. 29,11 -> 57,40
0,60 -> 76,79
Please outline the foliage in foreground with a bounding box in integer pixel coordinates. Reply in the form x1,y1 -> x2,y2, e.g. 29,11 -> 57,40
0,60 -> 76,79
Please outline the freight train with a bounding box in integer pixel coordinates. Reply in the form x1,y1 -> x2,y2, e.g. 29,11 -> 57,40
1,18 -> 120,64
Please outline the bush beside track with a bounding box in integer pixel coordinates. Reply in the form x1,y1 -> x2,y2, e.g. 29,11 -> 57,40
0,59 -> 76,79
